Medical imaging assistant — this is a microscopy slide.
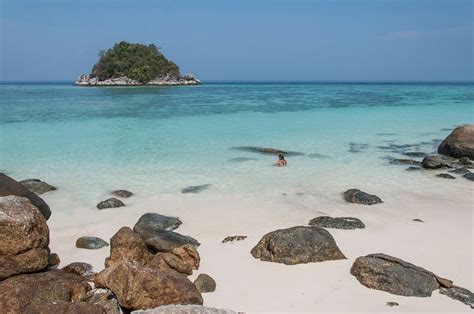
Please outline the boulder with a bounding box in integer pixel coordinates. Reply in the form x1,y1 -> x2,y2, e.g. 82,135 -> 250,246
76,236 -> 109,250
0,196 -> 50,280
0,270 -> 94,313
149,245 -> 200,276
194,274 -> 216,293
145,230 -> 200,252
132,305 -> 237,314
105,227 -> 152,268
463,172 -> 474,181
222,235 -> 247,243
350,253 -> 452,297
133,213 -> 182,239
439,286 -> 474,309
181,184 -> 211,194
421,155 -> 457,169
438,125 -> 474,159
250,226 -> 346,265
436,173 -> 455,179
20,178 -> 57,195
111,189 -> 133,198
63,262 -> 96,281
308,216 -> 365,230
0,173 -> 52,219
95,262 -> 203,310
343,189 -> 383,205
97,198 -> 125,209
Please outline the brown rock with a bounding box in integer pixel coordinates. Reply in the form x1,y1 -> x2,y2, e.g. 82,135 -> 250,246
0,195 -> 50,280
95,262 -> 203,310
105,227 -> 152,268
149,244 -> 200,276
63,262 -> 96,281
47,253 -> 61,269
0,270 -> 94,313
438,125 -> 474,159
0,173 -> 51,219
343,189 -> 383,205
84,288 -> 122,314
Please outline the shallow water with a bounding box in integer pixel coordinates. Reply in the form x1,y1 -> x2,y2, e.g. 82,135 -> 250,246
1,83 -> 473,200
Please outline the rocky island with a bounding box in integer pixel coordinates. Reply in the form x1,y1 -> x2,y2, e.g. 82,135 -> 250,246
75,41 -> 200,86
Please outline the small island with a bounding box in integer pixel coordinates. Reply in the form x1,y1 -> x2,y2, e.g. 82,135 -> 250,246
75,41 -> 200,86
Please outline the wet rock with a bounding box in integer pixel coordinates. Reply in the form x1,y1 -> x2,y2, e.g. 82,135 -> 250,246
226,157 -> 257,162
194,274 -> 216,293
421,155 -> 457,169
132,305 -> 237,314
350,253 -> 452,297
251,226 -> 346,265
181,184 -> 211,194
95,261 -> 203,310
76,236 -> 109,250
343,189 -> 383,205
84,288 -> 122,314
439,286 -> 474,309
403,151 -> 428,158
406,166 -> 422,171
63,262 -> 96,281
111,189 -> 133,198
349,142 -> 368,153
97,198 -> 125,209
377,143 -> 420,154
386,302 -> 399,307
449,167 -> 471,175
134,213 -> 182,240
20,178 -> 57,195
222,235 -> 247,243
0,196 -> 50,280
436,173 -> 455,179
388,158 -> 421,166
0,270 -> 93,313
232,146 -> 304,156
47,253 -> 61,269
105,227 -> 152,268
145,230 -> 200,252
463,172 -> 474,181
438,125 -> 474,159
0,173 -> 52,219
308,216 -> 365,230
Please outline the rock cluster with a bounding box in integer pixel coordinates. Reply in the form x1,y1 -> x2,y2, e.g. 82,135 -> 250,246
75,73 -> 201,86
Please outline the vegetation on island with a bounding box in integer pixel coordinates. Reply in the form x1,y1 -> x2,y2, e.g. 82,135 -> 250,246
91,41 -> 180,83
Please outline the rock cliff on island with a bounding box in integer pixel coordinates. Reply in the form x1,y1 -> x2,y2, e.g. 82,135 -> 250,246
75,41 -> 200,86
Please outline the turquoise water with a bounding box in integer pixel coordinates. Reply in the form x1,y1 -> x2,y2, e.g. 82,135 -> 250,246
1,83 -> 473,197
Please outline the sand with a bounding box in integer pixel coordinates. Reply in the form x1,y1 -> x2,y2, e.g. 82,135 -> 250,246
44,174 -> 473,313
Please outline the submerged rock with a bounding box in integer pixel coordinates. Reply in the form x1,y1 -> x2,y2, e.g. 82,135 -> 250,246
463,172 -> 474,181
343,189 -> 383,205
226,157 -> 257,162
349,142 -> 369,153
95,261 -> 203,310
449,167 -> 471,175
111,189 -> 133,198
0,173 -> 52,219
421,155 -> 457,169
146,230 -> 200,252
182,184 -> 211,194
403,151 -> 428,158
350,253 -> 452,297
76,236 -> 109,250
388,158 -> 421,166
232,146 -> 304,156
308,216 -> 365,230
97,197 -> 125,209
250,226 -> 346,265
436,173 -> 455,179
20,179 -> 57,195
438,125 -> 474,159
405,166 -> 422,171
134,213 -> 182,238
222,235 -> 247,243
194,274 -> 216,293
308,153 -> 330,159
0,196 -> 50,280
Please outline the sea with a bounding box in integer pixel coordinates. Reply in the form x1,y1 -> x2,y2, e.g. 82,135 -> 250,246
1,82 -> 473,202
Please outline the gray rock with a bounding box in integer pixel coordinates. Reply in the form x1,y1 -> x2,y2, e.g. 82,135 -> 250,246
111,190 -> 133,198
232,146 -> 304,156
343,189 -> 383,205
403,151 -> 428,158
20,179 -> 57,195
388,158 -> 421,166
250,226 -> 346,265
439,286 -> 474,309
438,125 -> 474,159
97,198 -> 125,209
458,157 -> 473,167
463,172 -> 474,181
421,155 -> 457,169
133,213 -> 182,240
0,173 -> 51,220
132,305 -> 237,314
436,173 -> 455,179
308,216 -> 365,230
222,235 -> 247,243
145,230 -> 200,252
350,253 -> 452,297
194,274 -> 216,293
449,167 -> 471,175
76,236 -> 109,250
182,184 -> 211,194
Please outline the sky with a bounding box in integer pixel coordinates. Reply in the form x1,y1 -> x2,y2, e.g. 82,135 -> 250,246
0,0 -> 473,82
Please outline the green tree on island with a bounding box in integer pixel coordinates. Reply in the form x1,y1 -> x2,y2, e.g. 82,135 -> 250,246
91,41 -> 180,83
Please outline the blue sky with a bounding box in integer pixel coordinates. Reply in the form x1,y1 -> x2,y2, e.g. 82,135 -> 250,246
1,0 -> 472,81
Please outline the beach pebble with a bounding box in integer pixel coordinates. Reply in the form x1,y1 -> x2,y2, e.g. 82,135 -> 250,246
386,302 -> 399,307
412,218 -> 424,223
96,198 -> 125,209
181,184 -> 211,194
194,273 -> 216,293
20,179 -> 57,195
76,236 -> 109,250
134,213 -> 182,239
251,226 -> 346,265
111,189 -> 133,198
308,216 -> 365,230
343,189 -> 383,205
436,173 -> 455,179
222,235 -> 247,243
62,262 -> 96,281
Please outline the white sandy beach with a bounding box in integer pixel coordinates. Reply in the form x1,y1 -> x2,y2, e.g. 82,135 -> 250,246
44,171 -> 473,313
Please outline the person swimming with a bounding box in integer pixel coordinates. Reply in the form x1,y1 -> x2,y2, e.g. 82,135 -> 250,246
275,154 -> 287,167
